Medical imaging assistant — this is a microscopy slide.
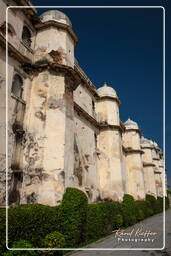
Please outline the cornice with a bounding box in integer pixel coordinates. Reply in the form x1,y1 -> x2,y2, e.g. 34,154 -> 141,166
154,171 -> 162,174
13,0 -> 37,15
0,34 -> 32,64
143,162 -> 155,167
124,148 -> 144,155
74,102 -> 99,129
99,123 -> 124,133
124,128 -> 142,135
74,61 -> 98,97
35,21 -> 78,46
22,61 -> 81,90
153,157 -> 160,161
141,145 -> 154,150
96,95 -> 121,105
74,103 -> 124,133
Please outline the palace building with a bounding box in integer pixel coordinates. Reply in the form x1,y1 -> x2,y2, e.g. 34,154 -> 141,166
0,0 -> 166,206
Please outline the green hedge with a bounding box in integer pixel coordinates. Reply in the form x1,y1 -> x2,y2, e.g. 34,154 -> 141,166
167,190 -> 171,195
135,200 -> 153,219
0,204 -> 59,253
166,196 -> 170,209
57,187 -> 88,247
145,194 -> 167,214
0,190 -> 169,255
121,194 -> 137,226
86,201 -> 122,242
0,208 -> 6,255
3,240 -> 36,256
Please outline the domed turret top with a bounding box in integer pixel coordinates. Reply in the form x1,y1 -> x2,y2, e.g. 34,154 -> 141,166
124,118 -> 139,130
97,82 -> 118,99
140,136 -> 151,147
40,10 -> 72,27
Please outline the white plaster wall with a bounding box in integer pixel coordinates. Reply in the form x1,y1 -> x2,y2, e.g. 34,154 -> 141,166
121,150 -> 128,194
73,112 -> 99,201
0,40 -> 32,205
97,129 -> 124,201
20,71 -> 72,206
154,173 -> 163,197
142,147 -> 153,163
123,130 -> 141,150
34,26 -> 74,67
96,99 -> 119,125
0,45 -> 6,205
143,166 -> 157,197
125,153 -> 145,200
74,84 -> 95,117
141,147 -> 157,197
0,2 -> 34,61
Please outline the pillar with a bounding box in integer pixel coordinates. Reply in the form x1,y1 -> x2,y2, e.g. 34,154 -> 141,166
96,83 -> 124,202
123,118 -> 145,200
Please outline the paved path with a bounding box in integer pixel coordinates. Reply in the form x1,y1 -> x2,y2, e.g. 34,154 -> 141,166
67,208 -> 171,256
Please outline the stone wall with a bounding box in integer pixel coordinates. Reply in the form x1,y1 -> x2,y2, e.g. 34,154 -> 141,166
0,1 -> 166,207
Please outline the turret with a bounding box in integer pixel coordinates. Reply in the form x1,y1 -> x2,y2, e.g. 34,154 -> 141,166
96,82 -> 120,125
34,10 -> 78,67
152,142 -> 164,197
19,10 -> 80,206
123,118 -> 145,200
141,137 -> 157,197
95,83 -> 124,202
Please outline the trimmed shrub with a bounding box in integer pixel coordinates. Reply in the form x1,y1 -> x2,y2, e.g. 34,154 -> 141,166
156,197 -> 163,212
121,194 -> 137,226
86,202 -> 122,241
146,194 -> 157,213
43,232 -> 66,248
58,188 -> 88,247
135,200 -> 153,220
123,194 -> 135,204
0,208 -> 6,255
0,204 -> 59,251
0,191 -> 167,253
42,232 -> 65,256
3,240 -> 36,256
165,196 -> 170,209
167,190 -> 171,195
113,214 -> 123,229
136,209 -> 144,221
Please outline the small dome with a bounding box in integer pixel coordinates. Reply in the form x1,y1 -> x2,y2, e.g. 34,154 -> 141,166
97,82 -> 118,99
40,10 -> 72,27
141,136 -> 151,147
124,118 -> 139,130
153,141 -> 158,148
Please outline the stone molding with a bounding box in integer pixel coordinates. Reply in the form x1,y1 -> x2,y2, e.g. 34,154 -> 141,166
143,162 -> 155,167
35,20 -> 78,45
96,95 -> 121,105
124,148 -> 144,155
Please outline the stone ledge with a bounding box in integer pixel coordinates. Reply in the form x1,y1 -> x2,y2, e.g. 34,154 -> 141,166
124,148 -> 144,154
35,20 -> 78,45
143,162 -> 155,167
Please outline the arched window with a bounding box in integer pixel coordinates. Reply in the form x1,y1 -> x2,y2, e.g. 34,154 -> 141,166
11,74 -> 23,98
22,25 -> 32,48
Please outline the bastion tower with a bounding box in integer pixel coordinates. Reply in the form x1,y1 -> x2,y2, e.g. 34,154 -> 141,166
152,142 -> 164,197
95,83 -> 124,201
19,10 -> 80,206
0,1 -> 166,207
141,137 -> 157,197
123,118 -> 145,200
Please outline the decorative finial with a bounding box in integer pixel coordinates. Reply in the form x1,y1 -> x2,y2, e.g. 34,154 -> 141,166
104,82 -> 108,87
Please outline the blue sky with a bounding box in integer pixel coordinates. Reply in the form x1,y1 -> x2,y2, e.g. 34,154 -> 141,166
31,0 -> 171,188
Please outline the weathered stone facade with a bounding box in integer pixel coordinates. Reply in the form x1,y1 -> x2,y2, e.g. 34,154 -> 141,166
0,1 -> 167,206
